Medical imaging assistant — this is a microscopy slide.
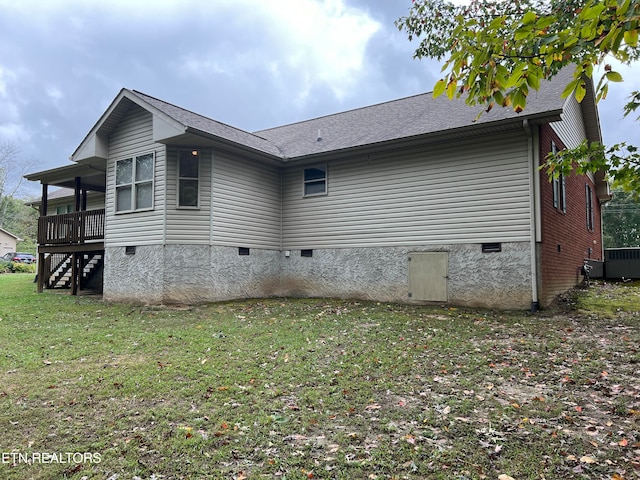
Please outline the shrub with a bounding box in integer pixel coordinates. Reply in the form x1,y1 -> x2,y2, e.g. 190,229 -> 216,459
11,262 -> 36,274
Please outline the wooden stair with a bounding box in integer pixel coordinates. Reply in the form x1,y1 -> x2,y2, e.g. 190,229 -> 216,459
45,253 -> 103,289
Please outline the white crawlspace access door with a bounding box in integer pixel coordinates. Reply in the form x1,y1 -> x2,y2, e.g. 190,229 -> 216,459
408,252 -> 448,302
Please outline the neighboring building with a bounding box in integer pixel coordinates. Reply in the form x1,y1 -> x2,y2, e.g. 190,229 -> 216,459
25,69 -> 610,309
0,227 -> 23,256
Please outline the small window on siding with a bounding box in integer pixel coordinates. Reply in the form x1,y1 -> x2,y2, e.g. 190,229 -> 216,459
303,166 -> 327,196
115,152 -> 154,212
551,142 -> 566,213
238,247 -> 250,256
301,249 -> 313,257
178,150 -> 199,208
56,205 -> 73,215
586,184 -> 594,231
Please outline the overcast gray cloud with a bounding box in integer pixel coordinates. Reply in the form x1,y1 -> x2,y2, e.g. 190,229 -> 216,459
0,0 -> 637,197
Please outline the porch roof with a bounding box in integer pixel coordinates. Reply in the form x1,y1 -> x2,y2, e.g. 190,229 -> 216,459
24,157 -> 106,192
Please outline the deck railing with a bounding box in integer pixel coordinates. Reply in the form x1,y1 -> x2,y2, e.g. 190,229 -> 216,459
37,209 -> 105,245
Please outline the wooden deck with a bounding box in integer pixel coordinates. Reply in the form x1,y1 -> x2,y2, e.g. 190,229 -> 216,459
38,209 -> 105,246
36,209 -> 105,294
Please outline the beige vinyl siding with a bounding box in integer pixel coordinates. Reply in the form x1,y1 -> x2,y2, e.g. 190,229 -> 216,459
282,132 -> 532,248
164,148 -> 212,244
211,153 -> 281,249
86,194 -> 105,211
45,193 -> 105,216
551,95 -> 587,149
105,105 -> 166,247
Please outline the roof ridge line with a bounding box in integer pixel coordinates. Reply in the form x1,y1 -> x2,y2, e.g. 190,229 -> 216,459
130,89 -> 250,133
253,90 -> 433,134
130,89 -> 284,157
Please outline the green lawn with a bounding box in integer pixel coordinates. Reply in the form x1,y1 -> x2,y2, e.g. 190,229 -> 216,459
0,274 -> 638,479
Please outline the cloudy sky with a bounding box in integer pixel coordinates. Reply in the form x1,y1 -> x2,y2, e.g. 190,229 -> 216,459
1,0 -> 638,197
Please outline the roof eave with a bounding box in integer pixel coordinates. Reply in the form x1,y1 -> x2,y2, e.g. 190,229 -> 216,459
0,227 -> 22,240
283,111 -> 564,164
182,126 -> 284,163
579,75 -> 609,200
24,157 -> 107,191
581,76 -> 603,144
71,89 -> 188,163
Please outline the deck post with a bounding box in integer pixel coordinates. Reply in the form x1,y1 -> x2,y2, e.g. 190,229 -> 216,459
71,252 -> 79,295
36,252 -> 45,293
74,177 -> 81,212
82,188 -> 88,211
37,184 -> 48,294
40,183 -> 48,216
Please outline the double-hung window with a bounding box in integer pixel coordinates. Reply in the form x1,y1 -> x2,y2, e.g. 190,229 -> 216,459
551,142 -> 566,213
303,165 -> 327,196
586,184 -> 594,231
115,152 -> 154,212
178,150 -> 199,208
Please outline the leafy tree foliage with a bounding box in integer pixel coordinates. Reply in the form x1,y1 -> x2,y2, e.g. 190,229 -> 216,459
602,189 -> 640,246
396,0 -> 640,193
0,142 -> 33,220
0,195 -> 38,253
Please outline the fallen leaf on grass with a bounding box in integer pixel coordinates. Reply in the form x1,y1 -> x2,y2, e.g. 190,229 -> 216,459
498,474 -> 516,480
580,455 -> 597,464
63,463 -> 82,476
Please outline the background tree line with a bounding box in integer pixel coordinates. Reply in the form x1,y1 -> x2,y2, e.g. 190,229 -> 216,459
0,142 -> 38,253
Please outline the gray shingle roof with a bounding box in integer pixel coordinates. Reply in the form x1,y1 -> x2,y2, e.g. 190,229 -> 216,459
255,68 -> 573,159
132,68 -> 579,161
130,90 -> 283,157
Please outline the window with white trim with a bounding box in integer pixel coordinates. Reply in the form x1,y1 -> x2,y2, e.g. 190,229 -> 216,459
551,141 -> 566,213
115,152 -> 154,212
178,149 -> 199,208
303,165 -> 327,196
586,184 -> 594,231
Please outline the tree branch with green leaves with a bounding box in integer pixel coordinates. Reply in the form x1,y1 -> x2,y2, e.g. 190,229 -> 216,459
396,0 -> 640,194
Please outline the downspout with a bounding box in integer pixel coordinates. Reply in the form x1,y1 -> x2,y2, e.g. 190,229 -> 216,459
280,167 -> 284,252
162,148 -> 167,247
279,167 -> 284,294
210,150 -> 215,246
524,119 -> 540,312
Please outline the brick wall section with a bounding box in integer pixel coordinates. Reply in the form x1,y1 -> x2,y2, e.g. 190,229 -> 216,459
538,124 -> 603,305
